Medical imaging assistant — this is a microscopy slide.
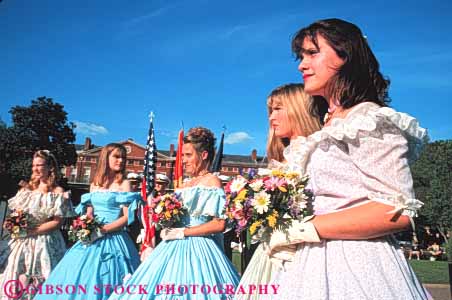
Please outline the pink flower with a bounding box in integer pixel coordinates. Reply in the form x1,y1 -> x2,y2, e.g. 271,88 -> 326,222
238,218 -> 248,228
264,176 -> 287,191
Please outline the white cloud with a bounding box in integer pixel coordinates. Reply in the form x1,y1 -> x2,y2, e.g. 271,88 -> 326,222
74,121 -> 109,136
224,132 -> 253,145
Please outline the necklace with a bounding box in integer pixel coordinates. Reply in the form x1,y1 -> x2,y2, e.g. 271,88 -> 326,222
324,102 -> 340,124
192,170 -> 209,179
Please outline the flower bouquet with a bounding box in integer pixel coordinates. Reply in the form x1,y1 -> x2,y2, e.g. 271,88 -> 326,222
149,193 -> 186,229
68,214 -> 104,245
224,169 -> 313,245
3,209 -> 31,239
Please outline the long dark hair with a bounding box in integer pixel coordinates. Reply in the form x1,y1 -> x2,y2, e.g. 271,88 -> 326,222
292,18 -> 390,115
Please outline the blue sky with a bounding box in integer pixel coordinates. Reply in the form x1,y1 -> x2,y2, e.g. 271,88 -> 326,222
1,0 -> 451,156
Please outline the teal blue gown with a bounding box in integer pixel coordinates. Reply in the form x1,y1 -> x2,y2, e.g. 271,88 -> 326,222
109,186 -> 240,300
34,191 -> 141,300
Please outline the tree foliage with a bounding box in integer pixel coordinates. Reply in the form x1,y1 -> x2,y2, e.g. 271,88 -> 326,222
412,140 -> 452,241
0,97 -> 77,198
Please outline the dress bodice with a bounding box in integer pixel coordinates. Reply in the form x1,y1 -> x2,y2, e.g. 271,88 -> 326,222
176,186 -> 226,227
75,191 -> 142,225
283,102 -> 427,216
8,189 -> 74,223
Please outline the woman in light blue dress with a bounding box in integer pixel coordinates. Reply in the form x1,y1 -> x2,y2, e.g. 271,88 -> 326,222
110,127 -> 239,300
34,143 -> 141,300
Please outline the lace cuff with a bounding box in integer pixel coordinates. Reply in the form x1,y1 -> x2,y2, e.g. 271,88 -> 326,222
368,192 -> 423,218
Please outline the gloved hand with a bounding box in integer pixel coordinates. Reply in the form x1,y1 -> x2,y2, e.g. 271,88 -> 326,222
136,229 -> 145,244
269,216 -> 320,251
267,244 -> 298,271
160,228 -> 185,241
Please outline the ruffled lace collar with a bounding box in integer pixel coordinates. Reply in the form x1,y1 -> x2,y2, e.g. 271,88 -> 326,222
282,102 -> 428,175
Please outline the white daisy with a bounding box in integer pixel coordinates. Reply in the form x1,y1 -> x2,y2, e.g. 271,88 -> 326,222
252,191 -> 270,214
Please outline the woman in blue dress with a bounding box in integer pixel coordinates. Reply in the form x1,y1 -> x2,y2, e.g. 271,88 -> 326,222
34,143 -> 141,300
110,127 -> 239,300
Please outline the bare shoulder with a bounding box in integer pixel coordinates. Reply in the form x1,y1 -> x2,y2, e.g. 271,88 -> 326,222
200,174 -> 222,189
121,179 -> 132,192
89,183 -> 98,192
52,186 -> 65,194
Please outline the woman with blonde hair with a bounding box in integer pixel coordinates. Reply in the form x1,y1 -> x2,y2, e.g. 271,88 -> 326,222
35,143 -> 141,300
235,83 -> 322,300
0,150 -> 73,299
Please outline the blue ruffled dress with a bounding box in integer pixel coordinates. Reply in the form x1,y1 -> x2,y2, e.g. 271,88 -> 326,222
109,186 -> 240,300
34,192 -> 141,300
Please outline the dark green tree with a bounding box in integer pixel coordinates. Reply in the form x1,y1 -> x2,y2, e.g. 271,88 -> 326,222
0,97 -> 77,198
412,140 -> 452,243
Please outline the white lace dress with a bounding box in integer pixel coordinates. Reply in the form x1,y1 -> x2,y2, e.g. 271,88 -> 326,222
272,102 -> 429,300
0,189 -> 74,299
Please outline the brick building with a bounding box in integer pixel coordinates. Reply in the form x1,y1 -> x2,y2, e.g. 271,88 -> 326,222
62,138 -> 267,185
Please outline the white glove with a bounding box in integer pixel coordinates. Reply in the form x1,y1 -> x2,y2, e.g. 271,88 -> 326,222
136,229 -> 145,244
269,216 -> 320,251
160,228 -> 185,241
268,244 -> 297,270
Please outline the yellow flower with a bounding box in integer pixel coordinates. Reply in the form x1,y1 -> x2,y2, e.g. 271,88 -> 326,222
235,189 -> 248,201
266,211 -> 279,228
271,170 -> 284,177
164,211 -> 172,219
173,209 -> 179,215
278,186 -> 287,193
284,172 -> 299,180
249,220 -> 262,235
12,226 -> 20,234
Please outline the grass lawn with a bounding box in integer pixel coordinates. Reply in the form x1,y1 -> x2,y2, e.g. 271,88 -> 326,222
409,260 -> 450,284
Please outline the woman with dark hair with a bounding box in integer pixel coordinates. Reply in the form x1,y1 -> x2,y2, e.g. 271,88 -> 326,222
0,150 -> 73,299
35,143 -> 141,300
267,19 -> 429,299
112,127 -> 239,300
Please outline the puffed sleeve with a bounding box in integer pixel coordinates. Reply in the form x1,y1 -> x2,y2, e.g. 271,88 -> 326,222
181,187 -> 227,218
46,192 -> 76,218
75,193 -> 92,215
116,192 -> 144,225
349,125 -> 423,218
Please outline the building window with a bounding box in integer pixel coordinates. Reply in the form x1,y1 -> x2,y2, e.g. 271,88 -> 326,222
70,167 -> 77,182
91,157 -> 97,163
134,160 -> 140,166
82,167 -> 91,183
228,167 -> 233,171
127,160 -> 134,165
125,145 -> 132,154
166,163 -> 172,168
233,167 -> 238,172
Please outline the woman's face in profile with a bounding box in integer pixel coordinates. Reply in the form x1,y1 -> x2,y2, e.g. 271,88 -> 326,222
32,157 -> 49,181
108,148 -> 125,173
298,34 -> 344,98
182,143 -> 203,176
269,102 -> 292,139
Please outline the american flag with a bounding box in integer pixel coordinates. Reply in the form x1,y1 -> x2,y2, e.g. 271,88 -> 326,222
140,112 -> 157,253
141,112 -> 157,201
